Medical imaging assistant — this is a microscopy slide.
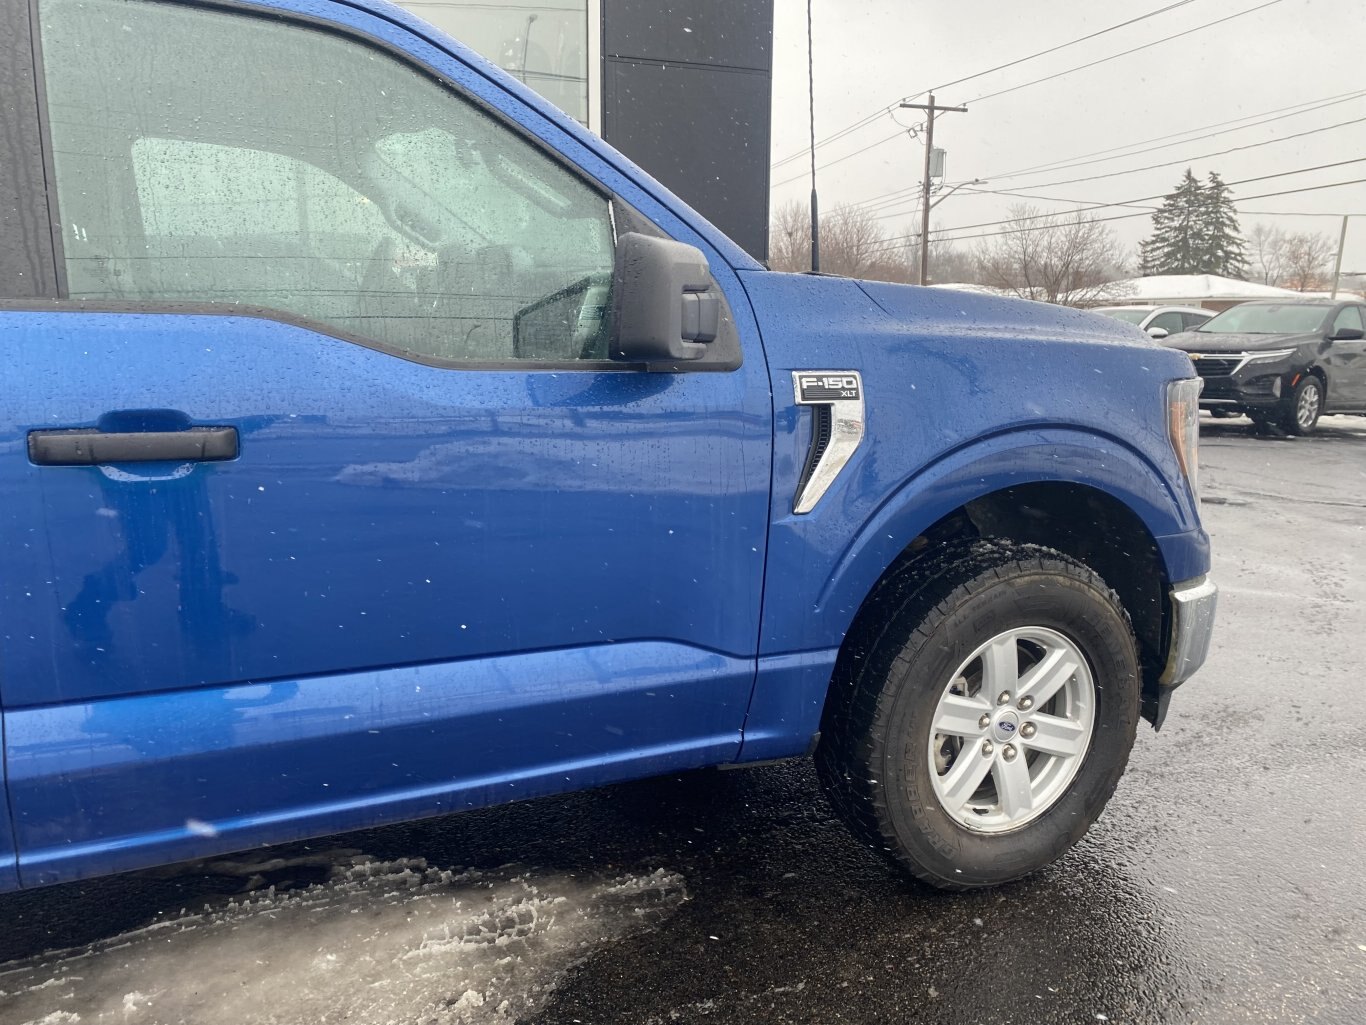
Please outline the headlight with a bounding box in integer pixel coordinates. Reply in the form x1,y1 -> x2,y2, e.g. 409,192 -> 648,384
1167,378 -> 1201,493
1242,349 -> 1296,364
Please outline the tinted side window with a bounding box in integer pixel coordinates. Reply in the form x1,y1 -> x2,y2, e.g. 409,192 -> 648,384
1332,306 -> 1364,333
38,0 -> 615,363
1182,312 -> 1212,330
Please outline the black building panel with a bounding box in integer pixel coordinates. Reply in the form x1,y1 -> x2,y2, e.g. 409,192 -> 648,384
600,0 -> 773,262
603,3 -> 770,71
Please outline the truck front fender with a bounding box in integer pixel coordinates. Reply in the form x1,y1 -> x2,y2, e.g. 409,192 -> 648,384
760,426 -> 1204,657
740,427 -> 1207,762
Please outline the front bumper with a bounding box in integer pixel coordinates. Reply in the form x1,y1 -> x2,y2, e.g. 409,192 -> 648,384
1144,575 -> 1218,730
1191,353 -> 1302,411
1160,575 -> 1218,688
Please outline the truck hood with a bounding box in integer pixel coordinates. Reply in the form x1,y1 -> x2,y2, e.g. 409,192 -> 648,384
1161,329 -> 1319,353
856,280 -> 1159,351
736,270 -> 1195,440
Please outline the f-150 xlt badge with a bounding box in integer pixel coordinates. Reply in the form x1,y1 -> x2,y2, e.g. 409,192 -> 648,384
792,370 -> 865,515
796,374 -> 862,402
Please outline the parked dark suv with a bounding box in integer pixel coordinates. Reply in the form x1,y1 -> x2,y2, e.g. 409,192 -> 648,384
1162,299 -> 1366,434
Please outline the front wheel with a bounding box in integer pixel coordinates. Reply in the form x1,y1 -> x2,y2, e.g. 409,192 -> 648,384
1280,375 -> 1322,435
817,540 -> 1140,890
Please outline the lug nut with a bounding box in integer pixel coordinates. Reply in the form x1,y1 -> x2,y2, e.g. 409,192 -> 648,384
981,740 -> 994,757
978,713 -> 992,729
1002,744 -> 1017,761
1018,696 -> 1034,711
1020,722 -> 1037,739
997,691 -> 1012,706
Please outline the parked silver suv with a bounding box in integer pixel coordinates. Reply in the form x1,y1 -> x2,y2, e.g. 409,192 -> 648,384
1094,305 -> 1214,339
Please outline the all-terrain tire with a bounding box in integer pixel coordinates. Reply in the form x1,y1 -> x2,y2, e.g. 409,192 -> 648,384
816,539 -> 1140,890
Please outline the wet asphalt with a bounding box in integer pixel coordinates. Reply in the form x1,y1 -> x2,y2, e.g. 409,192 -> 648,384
2,414 -> 1364,1025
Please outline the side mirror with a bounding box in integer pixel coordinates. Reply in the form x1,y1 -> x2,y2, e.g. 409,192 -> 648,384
1330,326 -> 1364,341
1147,326 -> 1169,339
611,232 -> 718,364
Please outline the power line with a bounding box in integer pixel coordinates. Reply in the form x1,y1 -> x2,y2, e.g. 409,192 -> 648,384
967,0 -> 1287,104
929,177 -> 1366,247
869,168 -> 1366,251
858,184 -> 1158,226
811,89 -> 1366,216
1241,209 -> 1366,216
866,182 -> 1157,220
929,0 -> 1202,94
982,88 -> 1366,181
961,114 -> 1366,193
866,137 -> 1366,222
914,160 -> 1366,238
771,108 -> 893,171
770,0 -> 1212,171
871,186 -> 1160,222
772,130 -> 908,189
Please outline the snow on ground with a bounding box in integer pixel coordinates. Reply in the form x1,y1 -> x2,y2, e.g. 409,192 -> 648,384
0,854 -> 686,1025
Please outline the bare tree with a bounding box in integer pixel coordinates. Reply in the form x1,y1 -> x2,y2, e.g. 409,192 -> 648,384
904,236 -> 981,285
1248,223 -> 1288,286
1282,231 -> 1334,291
974,205 -> 1125,305
820,203 -> 901,280
768,201 -> 813,273
770,199 -> 991,287
768,200 -> 913,282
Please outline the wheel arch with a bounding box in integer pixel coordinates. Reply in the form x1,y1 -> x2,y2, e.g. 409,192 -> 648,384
818,429 -> 1199,726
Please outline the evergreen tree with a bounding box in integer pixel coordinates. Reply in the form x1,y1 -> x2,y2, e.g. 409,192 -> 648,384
1140,170 -> 1206,274
1200,172 -> 1249,278
1140,169 -> 1251,278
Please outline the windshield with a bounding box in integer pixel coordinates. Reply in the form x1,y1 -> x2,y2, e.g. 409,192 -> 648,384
1197,304 -> 1330,334
1095,308 -> 1150,325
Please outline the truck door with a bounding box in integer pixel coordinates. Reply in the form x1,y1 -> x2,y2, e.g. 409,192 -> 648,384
0,0 -> 771,886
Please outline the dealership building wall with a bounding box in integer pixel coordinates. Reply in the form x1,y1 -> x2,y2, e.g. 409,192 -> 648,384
394,0 -> 774,261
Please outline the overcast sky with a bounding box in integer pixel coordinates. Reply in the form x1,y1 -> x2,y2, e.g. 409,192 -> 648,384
768,0 -> 1366,278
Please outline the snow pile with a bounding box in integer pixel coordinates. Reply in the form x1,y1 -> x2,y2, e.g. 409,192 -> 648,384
0,855 -> 686,1025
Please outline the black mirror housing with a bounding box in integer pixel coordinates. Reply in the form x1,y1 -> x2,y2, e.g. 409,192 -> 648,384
1330,326 -> 1365,341
611,232 -> 718,364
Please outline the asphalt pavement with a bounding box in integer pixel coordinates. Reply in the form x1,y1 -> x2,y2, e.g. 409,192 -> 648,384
2,414 -> 1363,1025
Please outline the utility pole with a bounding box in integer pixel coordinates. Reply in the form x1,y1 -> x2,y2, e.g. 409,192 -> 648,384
1330,214 -> 1350,298
900,93 -> 967,285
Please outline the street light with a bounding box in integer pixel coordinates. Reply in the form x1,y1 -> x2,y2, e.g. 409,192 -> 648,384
919,178 -> 986,284
930,177 -> 987,212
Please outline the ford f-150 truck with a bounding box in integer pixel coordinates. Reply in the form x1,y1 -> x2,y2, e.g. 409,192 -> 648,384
0,0 -> 1216,892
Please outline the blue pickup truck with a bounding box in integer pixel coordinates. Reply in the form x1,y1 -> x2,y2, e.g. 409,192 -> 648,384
0,0 -> 1216,893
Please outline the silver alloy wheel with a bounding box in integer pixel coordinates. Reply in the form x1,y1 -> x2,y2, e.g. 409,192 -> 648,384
928,626 -> 1096,833
1296,379 -> 1320,430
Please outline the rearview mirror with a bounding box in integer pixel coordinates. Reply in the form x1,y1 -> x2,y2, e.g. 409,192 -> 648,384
1147,326 -> 1169,339
1330,326 -> 1365,341
611,233 -> 719,364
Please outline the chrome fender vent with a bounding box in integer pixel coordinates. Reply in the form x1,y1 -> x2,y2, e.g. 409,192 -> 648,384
791,371 -> 865,514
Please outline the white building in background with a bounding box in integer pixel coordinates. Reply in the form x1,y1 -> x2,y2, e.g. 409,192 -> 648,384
1072,274 -> 1303,311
